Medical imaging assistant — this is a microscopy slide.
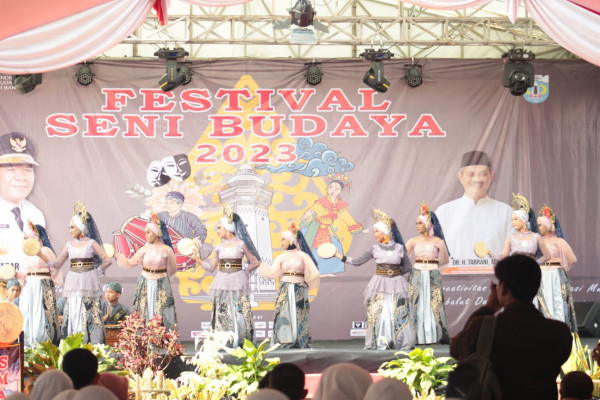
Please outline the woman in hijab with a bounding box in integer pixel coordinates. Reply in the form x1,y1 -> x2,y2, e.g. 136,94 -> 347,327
115,212 -> 177,330
47,201 -> 111,344
72,386 -> 117,400
363,378 -> 413,400
194,203 -> 261,347
334,209 -> 415,350
405,202 -> 450,345
259,223 -> 319,348
31,370 -> 73,400
313,363 -> 372,400
246,389 -> 289,400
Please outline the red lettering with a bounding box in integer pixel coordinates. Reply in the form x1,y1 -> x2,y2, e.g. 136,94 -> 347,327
122,115 -> 158,137
249,115 -> 284,138
358,89 -> 391,111
249,144 -> 270,164
82,114 -> 119,137
195,144 -> 218,164
46,114 -> 78,137
140,89 -> 176,112
0,372 -> 8,385
208,115 -> 244,137
278,89 -> 315,112
215,89 -> 252,112
317,89 -> 355,112
101,89 -> 135,112
289,115 -> 326,137
408,114 -> 447,137
222,143 -> 245,164
0,355 -> 8,369
330,114 -> 368,137
180,89 -> 212,112
370,114 -> 407,137
163,115 -> 184,137
255,89 -> 275,112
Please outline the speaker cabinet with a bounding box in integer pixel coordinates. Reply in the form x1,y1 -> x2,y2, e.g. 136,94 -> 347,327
574,301 -> 600,337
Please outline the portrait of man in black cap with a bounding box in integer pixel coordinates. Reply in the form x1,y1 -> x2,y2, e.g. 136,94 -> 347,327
0,132 -> 45,270
158,191 -> 208,248
435,150 -> 513,263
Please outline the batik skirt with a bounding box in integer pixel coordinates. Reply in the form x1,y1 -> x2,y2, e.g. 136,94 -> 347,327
62,295 -> 104,344
211,293 -> 254,348
133,275 -> 177,331
538,268 -> 578,332
272,281 -> 311,348
19,278 -> 60,346
409,269 -> 450,344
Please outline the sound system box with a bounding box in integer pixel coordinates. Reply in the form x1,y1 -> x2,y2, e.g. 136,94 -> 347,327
574,301 -> 600,337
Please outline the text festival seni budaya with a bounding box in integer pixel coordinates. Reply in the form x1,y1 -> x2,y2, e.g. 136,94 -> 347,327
44,87 -> 447,163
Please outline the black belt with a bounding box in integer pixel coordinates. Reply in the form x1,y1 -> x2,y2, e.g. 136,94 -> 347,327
376,263 -> 401,277
543,261 -> 561,266
415,259 -> 438,264
218,258 -> 243,273
282,271 -> 304,277
143,267 -> 166,274
27,271 -> 51,277
70,258 -> 94,272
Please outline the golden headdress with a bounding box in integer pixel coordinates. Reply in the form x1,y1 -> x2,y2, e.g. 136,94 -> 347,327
538,204 -> 556,232
511,193 -> 530,214
372,208 -> 393,236
73,200 -> 89,224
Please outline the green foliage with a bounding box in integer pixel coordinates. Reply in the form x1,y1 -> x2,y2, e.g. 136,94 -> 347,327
379,347 -> 456,397
24,333 -> 121,391
562,333 -> 600,379
224,338 -> 280,399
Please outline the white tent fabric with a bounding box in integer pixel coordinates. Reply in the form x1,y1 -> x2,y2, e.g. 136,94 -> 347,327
0,0 -> 599,74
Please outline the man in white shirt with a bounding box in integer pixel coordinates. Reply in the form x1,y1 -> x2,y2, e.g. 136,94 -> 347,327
435,151 -> 513,265
0,132 -> 45,271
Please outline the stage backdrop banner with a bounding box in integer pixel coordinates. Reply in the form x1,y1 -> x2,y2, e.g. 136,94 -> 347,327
0,59 -> 598,340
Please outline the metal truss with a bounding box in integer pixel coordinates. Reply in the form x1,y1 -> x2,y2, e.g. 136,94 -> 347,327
103,1 -> 575,61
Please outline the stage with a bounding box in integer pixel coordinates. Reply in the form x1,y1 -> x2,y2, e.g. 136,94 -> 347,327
178,336 -> 599,374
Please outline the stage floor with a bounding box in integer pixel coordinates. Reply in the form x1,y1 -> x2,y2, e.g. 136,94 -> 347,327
178,336 -> 599,374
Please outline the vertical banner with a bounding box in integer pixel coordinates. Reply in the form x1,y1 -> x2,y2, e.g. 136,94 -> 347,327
0,343 -> 21,397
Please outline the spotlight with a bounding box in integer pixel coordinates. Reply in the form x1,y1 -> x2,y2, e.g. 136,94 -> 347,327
404,64 -> 422,88
12,74 -> 42,94
502,48 -> 535,96
305,62 -> 322,85
76,64 -> 94,86
360,48 -> 393,93
273,0 -> 329,45
154,47 -> 190,92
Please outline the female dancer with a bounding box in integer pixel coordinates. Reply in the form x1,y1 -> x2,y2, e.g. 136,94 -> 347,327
537,205 -> 577,331
197,204 -> 260,347
17,221 -> 61,346
115,212 -> 177,330
334,209 -> 415,350
49,201 -> 111,344
300,174 -> 363,274
498,194 -> 551,265
405,202 -> 450,344
259,223 -> 320,348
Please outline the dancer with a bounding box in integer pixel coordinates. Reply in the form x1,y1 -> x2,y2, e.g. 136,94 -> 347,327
17,221 -> 61,346
405,202 -> 450,344
115,212 -> 177,330
259,223 -> 320,348
196,204 -> 260,347
334,209 -> 415,350
497,194 -> 551,265
537,205 -> 578,331
300,174 -> 363,274
50,201 -> 111,344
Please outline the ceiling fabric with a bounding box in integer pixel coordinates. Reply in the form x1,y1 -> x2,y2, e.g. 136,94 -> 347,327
0,0 -> 599,74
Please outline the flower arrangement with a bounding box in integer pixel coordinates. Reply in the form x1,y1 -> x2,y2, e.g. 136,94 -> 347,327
116,312 -> 185,376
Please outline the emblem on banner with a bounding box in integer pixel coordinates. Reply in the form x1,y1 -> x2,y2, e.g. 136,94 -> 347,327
9,137 -> 26,153
524,74 -> 549,103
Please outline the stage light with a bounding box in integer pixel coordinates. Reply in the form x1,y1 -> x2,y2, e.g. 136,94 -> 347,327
360,48 -> 393,93
273,0 -> 329,45
155,47 -> 190,92
502,48 -> 535,96
405,64 -> 423,88
305,62 -> 322,85
12,74 -> 42,94
76,64 -> 94,86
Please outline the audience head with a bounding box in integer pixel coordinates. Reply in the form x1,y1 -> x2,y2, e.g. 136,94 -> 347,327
247,389 -> 289,400
560,371 -> 593,400
61,349 -> 98,389
494,254 -> 541,302
72,386 -> 117,400
31,369 -> 73,400
258,371 -> 270,389
6,393 -> 32,400
96,372 -> 129,400
364,378 -> 412,400
268,363 -> 307,400
313,363 -> 372,400
51,390 -> 77,400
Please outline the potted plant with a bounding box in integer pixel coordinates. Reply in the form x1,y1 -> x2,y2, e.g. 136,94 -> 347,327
561,333 -> 600,397
378,347 -> 456,397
